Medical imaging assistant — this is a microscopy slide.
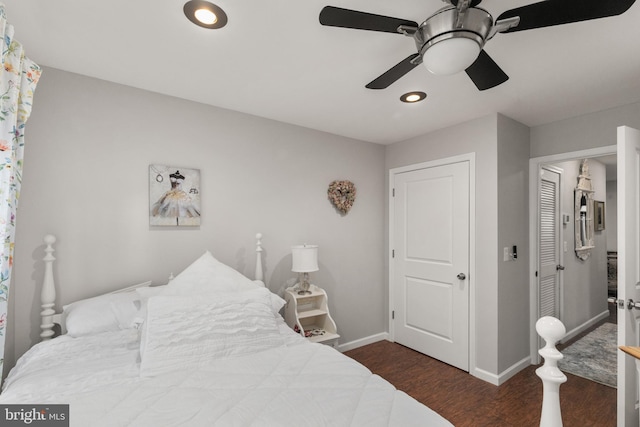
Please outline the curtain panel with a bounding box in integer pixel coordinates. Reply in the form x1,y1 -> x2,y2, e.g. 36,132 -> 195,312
0,4 -> 41,374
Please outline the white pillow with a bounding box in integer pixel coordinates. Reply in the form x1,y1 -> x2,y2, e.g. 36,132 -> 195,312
63,281 -> 151,337
135,285 -> 167,300
252,280 -> 266,288
154,274 -> 283,315
239,287 -> 286,315
140,288 -> 285,376
128,285 -> 168,326
109,298 -> 142,329
161,251 -> 261,295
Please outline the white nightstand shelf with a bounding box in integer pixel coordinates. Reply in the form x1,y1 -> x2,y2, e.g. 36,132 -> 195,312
284,284 -> 339,347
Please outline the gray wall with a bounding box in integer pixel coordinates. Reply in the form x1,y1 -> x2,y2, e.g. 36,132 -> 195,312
9,73 -> 535,384
531,101 -> 640,157
386,114 -> 502,378
7,67 -> 386,372
496,115 -> 531,373
547,159 -> 608,333
385,113 -> 532,381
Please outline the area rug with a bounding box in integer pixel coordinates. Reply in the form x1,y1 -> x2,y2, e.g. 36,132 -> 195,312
558,322 -> 617,388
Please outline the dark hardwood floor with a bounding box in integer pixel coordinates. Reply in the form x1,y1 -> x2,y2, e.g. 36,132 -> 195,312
344,307 -> 617,427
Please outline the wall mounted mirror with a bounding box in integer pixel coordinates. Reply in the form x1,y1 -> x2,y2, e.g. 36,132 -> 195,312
575,159 -> 594,260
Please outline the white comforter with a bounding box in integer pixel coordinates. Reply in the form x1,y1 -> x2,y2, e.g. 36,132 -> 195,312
0,324 -> 452,427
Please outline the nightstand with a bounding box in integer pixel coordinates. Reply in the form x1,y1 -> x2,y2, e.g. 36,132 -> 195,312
284,285 -> 339,347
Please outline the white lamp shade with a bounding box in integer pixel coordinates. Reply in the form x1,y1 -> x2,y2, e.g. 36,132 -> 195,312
292,245 -> 319,273
422,37 -> 481,76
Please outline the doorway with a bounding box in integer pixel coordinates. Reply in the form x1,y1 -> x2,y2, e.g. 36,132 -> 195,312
529,146 -> 617,363
389,153 -> 474,372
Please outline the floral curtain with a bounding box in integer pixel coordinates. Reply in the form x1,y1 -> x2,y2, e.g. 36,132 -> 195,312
0,4 -> 41,374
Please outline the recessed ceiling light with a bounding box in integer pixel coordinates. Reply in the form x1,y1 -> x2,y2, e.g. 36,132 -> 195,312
400,91 -> 427,103
184,1 -> 228,29
195,8 -> 217,25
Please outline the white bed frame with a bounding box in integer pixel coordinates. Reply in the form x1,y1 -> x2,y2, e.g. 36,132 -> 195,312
36,232 -> 565,427
40,233 -> 265,340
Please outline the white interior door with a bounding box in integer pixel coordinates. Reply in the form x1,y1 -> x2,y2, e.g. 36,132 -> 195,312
392,160 -> 470,371
539,167 -> 562,319
617,125 -> 640,426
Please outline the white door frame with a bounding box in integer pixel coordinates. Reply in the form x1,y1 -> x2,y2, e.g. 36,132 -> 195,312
389,152 -> 476,373
528,145 -> 616,362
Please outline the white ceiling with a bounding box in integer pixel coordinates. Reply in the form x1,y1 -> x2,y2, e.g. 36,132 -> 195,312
5,0 -> 640,145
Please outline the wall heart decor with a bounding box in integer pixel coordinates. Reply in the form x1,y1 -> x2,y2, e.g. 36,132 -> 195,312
328,180 -> 356,215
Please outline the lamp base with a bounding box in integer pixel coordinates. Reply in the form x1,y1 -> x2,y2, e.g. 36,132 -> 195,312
296,275 -> 312,295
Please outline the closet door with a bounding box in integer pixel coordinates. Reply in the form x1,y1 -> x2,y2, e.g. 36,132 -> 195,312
539,167 -> 562,319
391,158 -> 470,371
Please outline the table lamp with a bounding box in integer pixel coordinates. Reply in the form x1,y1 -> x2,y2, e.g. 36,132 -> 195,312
292,244 -> 318,295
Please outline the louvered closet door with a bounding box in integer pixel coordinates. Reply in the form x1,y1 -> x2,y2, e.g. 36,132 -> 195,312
539,168 -> 561,318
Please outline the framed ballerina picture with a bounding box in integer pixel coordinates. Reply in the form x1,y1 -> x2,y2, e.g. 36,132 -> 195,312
149,164 -> 201,226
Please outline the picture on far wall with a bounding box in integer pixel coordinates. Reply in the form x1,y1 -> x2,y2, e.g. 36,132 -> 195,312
149,164 -> 201,227
594,200 -> 605,231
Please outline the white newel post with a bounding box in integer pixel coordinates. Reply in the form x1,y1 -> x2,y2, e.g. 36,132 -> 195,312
536,316 -> 567,427
40,235 -> 57,340
255,233 -> 264,282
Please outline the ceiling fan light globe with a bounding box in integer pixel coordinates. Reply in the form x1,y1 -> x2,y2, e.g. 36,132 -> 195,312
422,37 -> 481,75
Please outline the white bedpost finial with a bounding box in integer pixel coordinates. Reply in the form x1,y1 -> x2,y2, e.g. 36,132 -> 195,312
40,235 -> 57,340
255,233 -> 264,283
536,316 -> 567,427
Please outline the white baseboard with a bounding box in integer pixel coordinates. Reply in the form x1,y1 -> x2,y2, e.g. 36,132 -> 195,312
560,310 -> 610,344
498,356 -> 532,385
341,333 -> 532,387
337,332 -> 389,353
470,367 -> 499,385
471,355 -> 531,386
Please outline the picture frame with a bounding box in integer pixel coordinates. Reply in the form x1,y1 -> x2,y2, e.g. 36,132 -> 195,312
594,200 -> 605,231
149,164 -> 201,226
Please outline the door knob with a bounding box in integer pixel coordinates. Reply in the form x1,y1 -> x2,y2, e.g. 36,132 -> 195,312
556,265 -> 565,271
457,273 -> 466,280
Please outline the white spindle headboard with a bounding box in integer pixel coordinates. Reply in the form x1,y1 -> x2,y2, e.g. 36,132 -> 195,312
40,233 -> 266,340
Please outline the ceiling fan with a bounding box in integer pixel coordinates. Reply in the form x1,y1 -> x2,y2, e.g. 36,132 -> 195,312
319,0 -> 636,91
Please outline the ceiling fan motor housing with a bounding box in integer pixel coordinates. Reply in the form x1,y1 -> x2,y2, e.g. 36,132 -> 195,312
417,7 -> 493,74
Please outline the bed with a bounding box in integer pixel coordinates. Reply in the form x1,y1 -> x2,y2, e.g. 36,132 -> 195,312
0,234 -> 453,427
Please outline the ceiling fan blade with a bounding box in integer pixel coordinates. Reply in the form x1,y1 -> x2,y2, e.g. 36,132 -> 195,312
319,6 -> 418,34
465,50 -> 508,91
497,0 -> 636,33
366,54 -> 421,89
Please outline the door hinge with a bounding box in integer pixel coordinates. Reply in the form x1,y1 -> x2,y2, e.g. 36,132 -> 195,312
392,310 -> 395,319
392,249 -> 395,258
392,188 -> 395,197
